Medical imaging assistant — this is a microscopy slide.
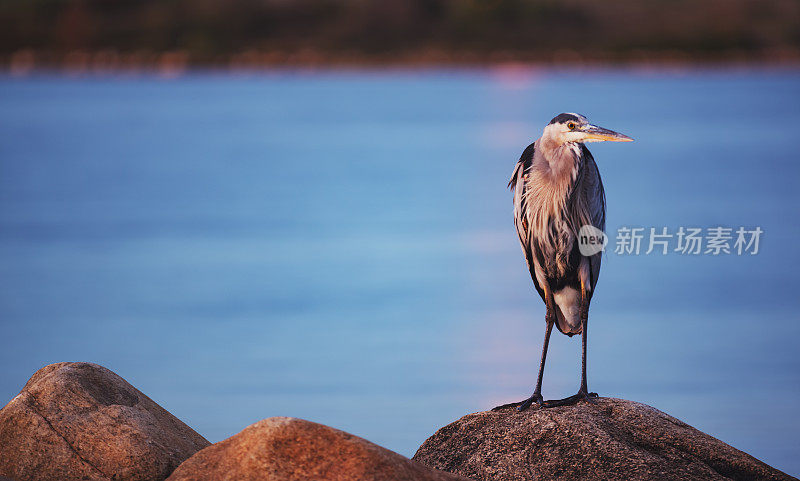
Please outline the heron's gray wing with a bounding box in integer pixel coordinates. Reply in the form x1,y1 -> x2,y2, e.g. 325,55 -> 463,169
581,144 -> 605,292
510,143 -> 546,302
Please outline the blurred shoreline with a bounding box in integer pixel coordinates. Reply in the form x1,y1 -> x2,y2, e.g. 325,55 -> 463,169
5,48 -> 800,78
5,0 -> 798,76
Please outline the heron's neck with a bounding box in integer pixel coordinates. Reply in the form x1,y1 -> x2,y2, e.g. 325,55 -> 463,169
524,139 -> 585,252
540,139 -> 583,184
526,139 -> 584,221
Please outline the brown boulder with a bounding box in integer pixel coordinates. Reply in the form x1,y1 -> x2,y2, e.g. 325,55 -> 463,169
0,362 -> 210,481
413,397 -> 796,481
167,417 -> 472,481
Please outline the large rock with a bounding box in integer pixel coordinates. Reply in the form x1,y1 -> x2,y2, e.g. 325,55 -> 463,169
414,397 -> 796,481
0,362 -> 210,481
167,417 -> 472,481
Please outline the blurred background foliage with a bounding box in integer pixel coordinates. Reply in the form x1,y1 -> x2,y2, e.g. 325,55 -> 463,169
2,0 -> 800,67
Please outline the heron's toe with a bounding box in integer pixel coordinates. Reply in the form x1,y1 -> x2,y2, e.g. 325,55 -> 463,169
542,391 -> 599,408
492,393 -> 544,412
516,394 -> 544,411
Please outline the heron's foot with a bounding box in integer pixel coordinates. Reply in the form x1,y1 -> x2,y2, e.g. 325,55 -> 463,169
491,392 -> 544,412
542,390 -> 598,408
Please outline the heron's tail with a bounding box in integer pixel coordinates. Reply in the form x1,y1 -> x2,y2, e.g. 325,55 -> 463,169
553,286 -> 583,336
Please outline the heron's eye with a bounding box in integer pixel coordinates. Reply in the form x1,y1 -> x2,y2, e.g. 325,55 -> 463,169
567,122 -> 576,130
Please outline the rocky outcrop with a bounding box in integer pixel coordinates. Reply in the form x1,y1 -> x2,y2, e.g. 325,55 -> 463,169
167,416 -> 472,481
3,364 -> 794,481
414,397 -> 796,481
0,362 -> 210,481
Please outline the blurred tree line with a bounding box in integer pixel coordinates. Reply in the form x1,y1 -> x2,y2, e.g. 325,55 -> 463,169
2,0 -> 799,66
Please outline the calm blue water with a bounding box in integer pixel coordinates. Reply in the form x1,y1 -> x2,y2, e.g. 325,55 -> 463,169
1,69 -> 799,475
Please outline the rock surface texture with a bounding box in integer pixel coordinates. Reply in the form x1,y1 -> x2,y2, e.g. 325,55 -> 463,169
414,397 -> 796,481
0,362 -> 210,481
167,416 -> 472,481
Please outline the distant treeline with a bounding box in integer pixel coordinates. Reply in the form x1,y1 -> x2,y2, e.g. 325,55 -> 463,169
2,0 -> 799,68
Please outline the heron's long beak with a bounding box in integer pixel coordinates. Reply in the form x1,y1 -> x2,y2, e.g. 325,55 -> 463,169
582,124 -> 633,142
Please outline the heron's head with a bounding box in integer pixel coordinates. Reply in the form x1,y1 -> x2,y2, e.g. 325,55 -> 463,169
542,113 -> 633,146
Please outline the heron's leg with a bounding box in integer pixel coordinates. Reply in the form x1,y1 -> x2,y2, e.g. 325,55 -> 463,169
579,283 -> 590,394
541,284 -> 597,408
516,316 -> 554,410
492,289 -> 556,412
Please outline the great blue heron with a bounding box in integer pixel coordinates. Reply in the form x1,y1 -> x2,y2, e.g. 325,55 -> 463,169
496,113 -> 632,411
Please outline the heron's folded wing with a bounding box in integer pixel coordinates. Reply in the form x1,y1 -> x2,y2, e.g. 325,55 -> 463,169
581,144 -> 606,291
510,142 -> 546,303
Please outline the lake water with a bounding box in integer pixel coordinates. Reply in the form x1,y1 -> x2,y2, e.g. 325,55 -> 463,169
1,68 -> 799,475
